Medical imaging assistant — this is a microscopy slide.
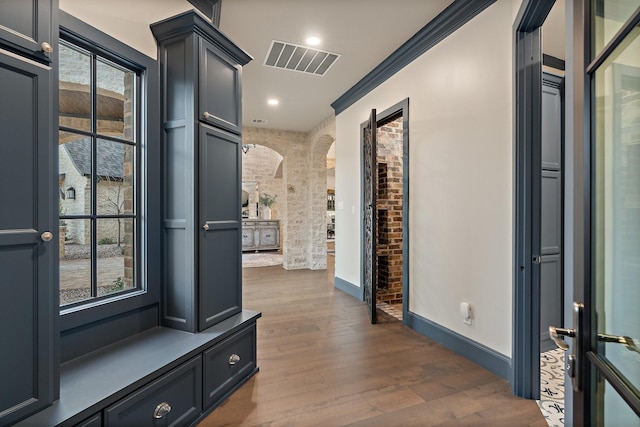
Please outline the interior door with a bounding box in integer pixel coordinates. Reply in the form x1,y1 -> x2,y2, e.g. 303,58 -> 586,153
540,74 -> 564,353
571,3 -> 640,424
363,109 -> 377,324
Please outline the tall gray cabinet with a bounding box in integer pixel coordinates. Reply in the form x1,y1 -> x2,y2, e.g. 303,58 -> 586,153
0,0 -> 57,424
151,12 -> 251,333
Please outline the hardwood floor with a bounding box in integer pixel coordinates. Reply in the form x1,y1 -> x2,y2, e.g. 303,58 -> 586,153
199,259 -> 546,426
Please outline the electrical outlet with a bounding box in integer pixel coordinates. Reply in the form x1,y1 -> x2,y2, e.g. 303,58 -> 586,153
460,302 -> 472,325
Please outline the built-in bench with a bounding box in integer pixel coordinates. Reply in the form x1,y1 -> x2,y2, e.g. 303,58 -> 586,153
16,310 -> 260,427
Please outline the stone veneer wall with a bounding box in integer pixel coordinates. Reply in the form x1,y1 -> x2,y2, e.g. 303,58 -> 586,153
243,115 -> 335,270
376,117 -> 403,304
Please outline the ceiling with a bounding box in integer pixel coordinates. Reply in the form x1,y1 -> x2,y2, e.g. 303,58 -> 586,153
217,0 -> 455,131
60,0 -> 454,132
59,0 -> 566,134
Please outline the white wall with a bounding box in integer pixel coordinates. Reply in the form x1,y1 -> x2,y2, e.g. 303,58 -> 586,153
335,0 -> 520,357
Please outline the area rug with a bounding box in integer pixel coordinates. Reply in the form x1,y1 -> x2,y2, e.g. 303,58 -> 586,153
538,348 -> 565,426
242,252 -> 283,268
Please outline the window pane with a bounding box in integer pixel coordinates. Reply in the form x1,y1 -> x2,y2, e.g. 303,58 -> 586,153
60,218 -> 92,306
97,218 -> 135,296
59,42 -> 91,132
593,22 -> 640,391
592,0 -> 640,58
97,58 -> 135,141
96,139 -> 134,215
59,132 -> 92,216
601,380 -> 640,426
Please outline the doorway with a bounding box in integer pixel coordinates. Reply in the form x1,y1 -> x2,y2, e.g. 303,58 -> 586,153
538,70 -> 566,423
512,0 -> 562,401
361,99 -> 409,324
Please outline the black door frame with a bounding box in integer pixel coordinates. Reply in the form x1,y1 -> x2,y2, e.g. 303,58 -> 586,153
362,108 -> 378,324
360,98 -> 410,323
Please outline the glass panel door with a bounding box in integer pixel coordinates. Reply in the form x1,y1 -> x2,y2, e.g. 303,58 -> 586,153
589,7 -> 640,424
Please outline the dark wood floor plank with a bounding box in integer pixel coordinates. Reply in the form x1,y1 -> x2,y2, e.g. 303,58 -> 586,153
199,260 -> 544,426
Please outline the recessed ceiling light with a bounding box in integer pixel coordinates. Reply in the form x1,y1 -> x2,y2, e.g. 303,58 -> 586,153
267,99 -> 279,106
305,36 -> 321,46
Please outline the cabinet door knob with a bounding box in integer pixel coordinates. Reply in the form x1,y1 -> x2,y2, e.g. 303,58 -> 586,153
229,354 -> 240,365
153,402 -> 172,419
41,231 -> 53,242
203,224 -> 209,231
202,111 -> 212,119
41,42 -> 53,53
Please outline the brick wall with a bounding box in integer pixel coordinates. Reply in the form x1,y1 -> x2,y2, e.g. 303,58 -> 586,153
376,117 -> 403,304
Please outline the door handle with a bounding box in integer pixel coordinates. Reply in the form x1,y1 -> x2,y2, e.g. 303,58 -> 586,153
549,302 -> 584,392
598,333 -> 640,355
549,326 -> 575,351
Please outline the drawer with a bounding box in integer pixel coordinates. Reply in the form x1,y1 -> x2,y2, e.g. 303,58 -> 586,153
75,413 -> 101,427
259,221 -> 279,227
104,356 -> 202,427
203,325 -> 257,408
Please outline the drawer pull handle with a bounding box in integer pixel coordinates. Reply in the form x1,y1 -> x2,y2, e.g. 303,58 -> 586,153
229,354 -> 241,365
41,42 -> 53,53
153,402 -> 172,419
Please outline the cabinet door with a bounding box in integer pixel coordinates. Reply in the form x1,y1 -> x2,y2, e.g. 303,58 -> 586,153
0,0 -> 53,62
199,38 -> 242,134
199,124 -> 242,330
0,49 -> 55,425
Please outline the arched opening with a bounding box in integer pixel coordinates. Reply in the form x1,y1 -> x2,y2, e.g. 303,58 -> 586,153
241,144 -> 284,266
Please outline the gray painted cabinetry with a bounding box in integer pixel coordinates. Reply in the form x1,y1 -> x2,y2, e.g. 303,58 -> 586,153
0,0 -> 57,425
151,11 -> 252,334
0,0 -> 54,63
6,7 -> 259,426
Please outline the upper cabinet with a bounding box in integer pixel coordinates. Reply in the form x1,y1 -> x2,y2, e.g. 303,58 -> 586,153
0,1 -> 55,63
199,38 -> 243,134
152,11 -> 249,136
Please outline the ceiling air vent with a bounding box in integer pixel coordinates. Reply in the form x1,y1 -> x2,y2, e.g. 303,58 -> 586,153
251,118 -> 268,125
264,40 -> 340,76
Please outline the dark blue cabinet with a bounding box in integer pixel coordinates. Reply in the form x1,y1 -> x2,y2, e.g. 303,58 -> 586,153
199,38 -> 243,134
152,11 -> 252,333
0,1 -> 57,424
0,0 -> 54,63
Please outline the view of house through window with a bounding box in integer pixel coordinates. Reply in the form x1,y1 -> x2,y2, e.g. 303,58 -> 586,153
58,40 -> 138,306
